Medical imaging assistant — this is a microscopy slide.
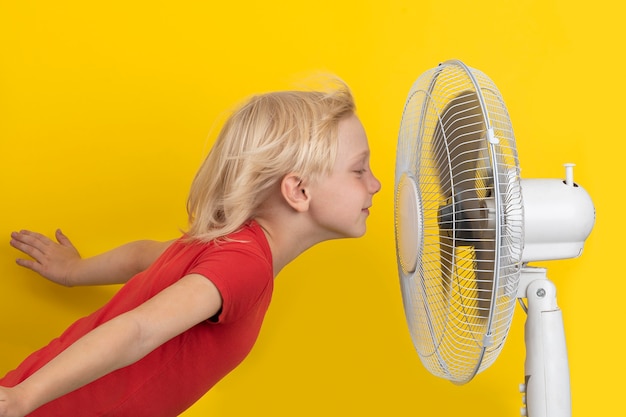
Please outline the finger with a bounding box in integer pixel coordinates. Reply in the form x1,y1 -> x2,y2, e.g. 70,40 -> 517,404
15,257 -> 44,275
9,233 -> 45,259
11,230 -> 52,250
55,229 -> 76,250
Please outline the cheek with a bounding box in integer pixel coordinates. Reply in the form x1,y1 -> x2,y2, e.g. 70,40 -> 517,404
312,175 -> 366,209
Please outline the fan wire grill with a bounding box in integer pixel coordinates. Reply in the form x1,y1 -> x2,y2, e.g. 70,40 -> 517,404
395,61 -> 524,384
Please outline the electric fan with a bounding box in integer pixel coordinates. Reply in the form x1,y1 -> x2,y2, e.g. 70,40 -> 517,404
394,60 -> 595,417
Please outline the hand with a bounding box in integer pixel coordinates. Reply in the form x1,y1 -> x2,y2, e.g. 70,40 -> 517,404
0,386 -> 28,417
10,229 -> 81,287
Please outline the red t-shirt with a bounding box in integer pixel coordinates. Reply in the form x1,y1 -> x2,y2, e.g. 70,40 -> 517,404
1,222 -> 274,416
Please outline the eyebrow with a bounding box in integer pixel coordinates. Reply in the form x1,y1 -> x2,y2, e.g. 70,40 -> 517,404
351,150 -> 370,161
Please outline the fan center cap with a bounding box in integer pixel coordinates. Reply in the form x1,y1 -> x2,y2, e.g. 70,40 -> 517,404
395,172 -> 421,274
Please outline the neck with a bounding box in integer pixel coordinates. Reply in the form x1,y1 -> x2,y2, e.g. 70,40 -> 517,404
255,217 -> 320,277
253,184 -> 333,276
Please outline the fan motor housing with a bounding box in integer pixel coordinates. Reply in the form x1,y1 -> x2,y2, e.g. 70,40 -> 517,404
521,178 -> 595,262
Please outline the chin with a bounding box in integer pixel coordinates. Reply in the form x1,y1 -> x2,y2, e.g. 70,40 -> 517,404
326,222 -> 367,240
351,226 -> 367,238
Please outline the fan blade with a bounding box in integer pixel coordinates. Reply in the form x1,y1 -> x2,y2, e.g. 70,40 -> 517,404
433,90 -> 494,319
474,233 -> 495,316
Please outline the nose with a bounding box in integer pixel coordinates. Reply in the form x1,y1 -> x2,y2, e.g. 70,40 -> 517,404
369,170 -> 382,194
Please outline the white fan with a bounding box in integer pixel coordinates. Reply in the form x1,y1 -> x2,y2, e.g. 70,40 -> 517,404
394,60 -> 595,417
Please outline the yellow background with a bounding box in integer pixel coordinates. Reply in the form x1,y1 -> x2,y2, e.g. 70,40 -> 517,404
0,1 -> 621,416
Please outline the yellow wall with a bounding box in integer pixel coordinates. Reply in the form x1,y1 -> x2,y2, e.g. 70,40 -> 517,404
0,1 -> 622,415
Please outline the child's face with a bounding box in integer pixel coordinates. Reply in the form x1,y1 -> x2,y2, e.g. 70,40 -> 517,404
307,114 -> 381,239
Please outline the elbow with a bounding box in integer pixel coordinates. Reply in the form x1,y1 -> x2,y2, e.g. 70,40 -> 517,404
109,313 -> 156,369
129,240 -> 171,273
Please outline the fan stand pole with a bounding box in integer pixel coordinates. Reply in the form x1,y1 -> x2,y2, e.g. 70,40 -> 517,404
517,266 -> 571,417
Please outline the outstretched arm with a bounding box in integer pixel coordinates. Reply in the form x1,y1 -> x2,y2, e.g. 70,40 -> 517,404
10,229 -> 173,286
0,273 -> 222,416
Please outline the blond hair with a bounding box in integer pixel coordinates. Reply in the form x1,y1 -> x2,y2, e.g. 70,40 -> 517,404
186,80 -> 355,242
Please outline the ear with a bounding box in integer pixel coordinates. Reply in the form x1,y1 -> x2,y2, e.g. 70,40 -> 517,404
281,173 -> 310,212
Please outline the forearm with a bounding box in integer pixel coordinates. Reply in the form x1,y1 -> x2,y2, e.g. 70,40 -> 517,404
14,312 -> 151,414
67,240 -> 172,286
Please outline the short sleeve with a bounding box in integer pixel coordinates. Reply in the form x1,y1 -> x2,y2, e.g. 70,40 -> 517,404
189,241 -> 273,323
